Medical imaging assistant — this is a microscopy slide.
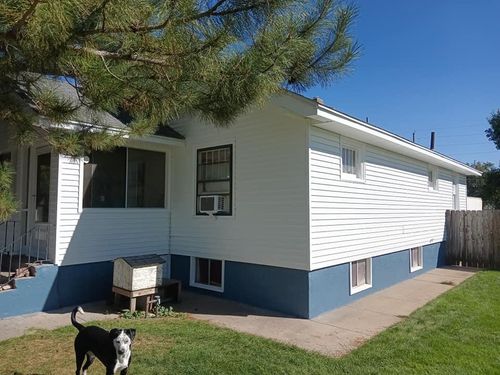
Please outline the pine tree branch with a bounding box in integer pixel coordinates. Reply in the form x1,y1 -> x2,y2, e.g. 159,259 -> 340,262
78,0 -> 272,35
69,45 -> 170,66
7,0 -> 44,37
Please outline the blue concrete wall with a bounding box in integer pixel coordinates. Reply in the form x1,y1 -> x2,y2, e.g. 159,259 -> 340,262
0,261 -> 113,319
170,255 -> 310,317
0,242 -> 446,319
224,261 -> 309,317
308,242 -> 445,318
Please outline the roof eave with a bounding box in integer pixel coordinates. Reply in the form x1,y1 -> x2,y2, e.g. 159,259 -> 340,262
310,103 -> 481,177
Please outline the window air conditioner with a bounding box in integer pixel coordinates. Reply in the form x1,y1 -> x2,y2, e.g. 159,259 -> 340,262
199,195 -> 225,214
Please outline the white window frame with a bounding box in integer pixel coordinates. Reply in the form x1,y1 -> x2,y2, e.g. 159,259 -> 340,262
340,141 -> 365,182
189,256 -> 225,292
427,165 -> 438,191
409,246 -> 423,272
350,258 -> 372,295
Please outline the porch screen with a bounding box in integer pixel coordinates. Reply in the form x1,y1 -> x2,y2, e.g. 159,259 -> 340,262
83,147 -> 165,208
127,149 -> 165,208
83,148 -> 126,208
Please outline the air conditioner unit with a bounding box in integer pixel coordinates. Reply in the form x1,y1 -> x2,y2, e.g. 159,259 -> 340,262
199,195 -> 225,214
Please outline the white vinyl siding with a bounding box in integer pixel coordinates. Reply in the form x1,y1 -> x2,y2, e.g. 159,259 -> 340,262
54,153 -> 170,265
169,102 -> 309,270
308,126 -> 467,270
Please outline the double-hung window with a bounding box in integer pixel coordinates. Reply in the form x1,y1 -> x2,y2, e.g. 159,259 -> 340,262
83,147 -> 166,208
350,258 -> 372,294
196,145 -> 232,215
410,247 -> 423,272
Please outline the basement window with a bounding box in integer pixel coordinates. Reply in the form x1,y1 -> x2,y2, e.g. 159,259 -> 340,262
190,257 -> 224,292
350,258 -> 372,294
410,247 -> 423,272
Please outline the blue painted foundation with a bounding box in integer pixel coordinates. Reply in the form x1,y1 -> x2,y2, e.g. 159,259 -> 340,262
308,242 -> 446,317
0,261 -> 113,319
0,242 -> 446,319
171,242 -> 446,319
170,255 -> 309,317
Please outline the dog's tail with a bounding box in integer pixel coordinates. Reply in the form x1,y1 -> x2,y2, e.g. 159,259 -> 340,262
71,306 -> 85,331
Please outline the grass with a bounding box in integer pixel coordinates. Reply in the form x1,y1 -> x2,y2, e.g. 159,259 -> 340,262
1,271 -> 499,375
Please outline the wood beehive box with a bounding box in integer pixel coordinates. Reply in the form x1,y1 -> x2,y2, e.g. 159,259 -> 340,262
113,254 -> 166,291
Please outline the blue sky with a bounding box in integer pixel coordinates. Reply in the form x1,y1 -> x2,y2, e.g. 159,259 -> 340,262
305,0 -> 500,166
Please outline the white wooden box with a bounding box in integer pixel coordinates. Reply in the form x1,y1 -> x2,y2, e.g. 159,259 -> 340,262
113,255 -> 165,291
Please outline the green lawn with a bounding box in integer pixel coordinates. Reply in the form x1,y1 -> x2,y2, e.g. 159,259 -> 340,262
1,271 -> 499,375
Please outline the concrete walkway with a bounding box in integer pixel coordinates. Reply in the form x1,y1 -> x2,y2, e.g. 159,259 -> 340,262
0,301 -> 119,341
0,267 -> 475,357
175,267 -> 476,356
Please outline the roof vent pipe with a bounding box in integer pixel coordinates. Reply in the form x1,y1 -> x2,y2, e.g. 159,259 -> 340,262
313,97 -> 324,104
430,131 -> 436,150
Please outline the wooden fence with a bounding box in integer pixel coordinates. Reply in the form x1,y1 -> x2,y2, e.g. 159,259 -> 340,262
446,210 -> 500,269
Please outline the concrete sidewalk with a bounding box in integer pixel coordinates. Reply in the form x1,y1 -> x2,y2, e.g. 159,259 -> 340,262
175,267 -> 476,356
0,267 -> 475,357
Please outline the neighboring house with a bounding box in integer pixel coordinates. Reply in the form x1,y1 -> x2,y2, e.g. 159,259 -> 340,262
466,196 -> 483,210
0,79 -> 480,318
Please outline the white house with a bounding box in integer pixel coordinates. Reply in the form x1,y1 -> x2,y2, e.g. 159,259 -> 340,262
0,78 -> 480,318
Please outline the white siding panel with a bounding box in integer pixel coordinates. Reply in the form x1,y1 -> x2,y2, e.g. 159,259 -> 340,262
309,126 -> 466,270
55,155 -> 170,265
169,104 -> 309,270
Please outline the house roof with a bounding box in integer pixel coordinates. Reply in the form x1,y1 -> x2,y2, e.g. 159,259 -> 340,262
276,92 -> 481,177
22,77 -> 185,140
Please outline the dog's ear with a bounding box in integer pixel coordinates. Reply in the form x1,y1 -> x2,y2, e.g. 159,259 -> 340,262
109,328 -> 120,340
126,329 -> 136,341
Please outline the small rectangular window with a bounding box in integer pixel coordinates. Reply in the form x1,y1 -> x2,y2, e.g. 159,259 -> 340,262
428,167 -> 438,190
350,258 -> 372,294
452,177 -> 459,209
191,257 -> 224,292
196,145 -> 232,215
342,147 -> 357,175
410,247 -> 423,272
341,145 -> 364,181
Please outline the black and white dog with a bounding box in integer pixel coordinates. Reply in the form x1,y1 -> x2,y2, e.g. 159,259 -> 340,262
71,306 -> 136,375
